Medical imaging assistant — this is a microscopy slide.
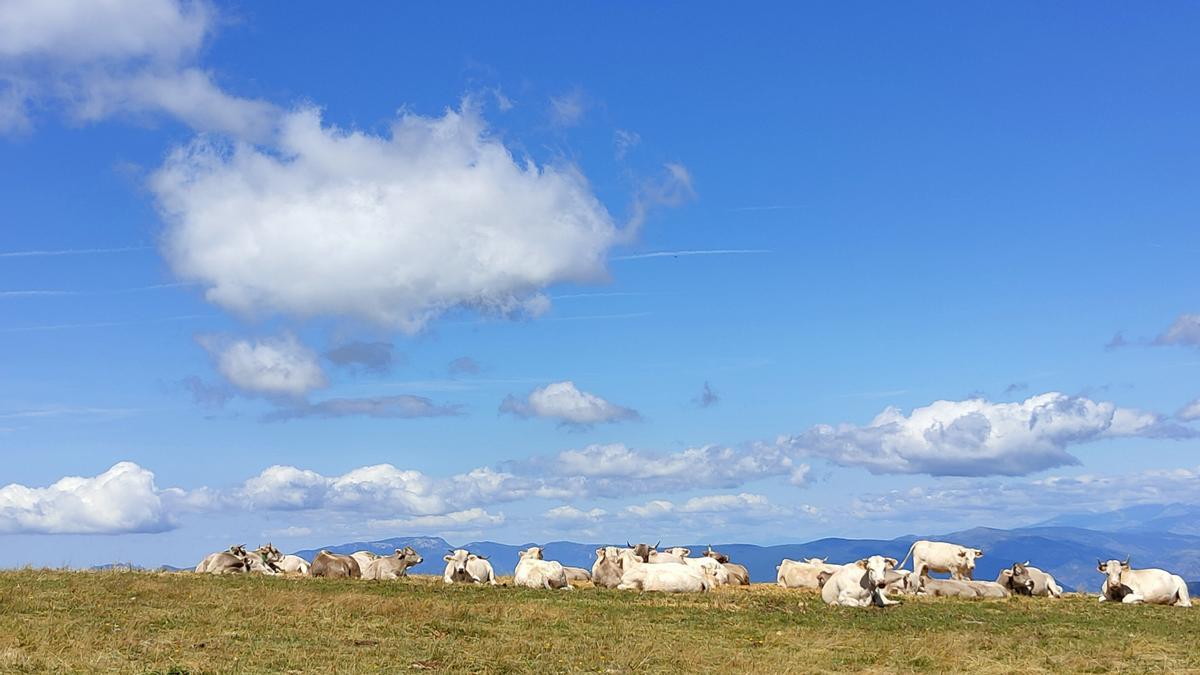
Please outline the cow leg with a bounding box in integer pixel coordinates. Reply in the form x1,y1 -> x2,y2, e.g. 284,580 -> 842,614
1121,593 -> 1144,604
913,561 -> 927,579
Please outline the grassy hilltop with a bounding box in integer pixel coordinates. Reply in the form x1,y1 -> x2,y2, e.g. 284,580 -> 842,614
0,570 -> 1195,673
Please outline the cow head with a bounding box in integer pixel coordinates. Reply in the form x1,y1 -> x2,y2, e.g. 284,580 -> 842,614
395,547 -> 423,567
703,547 -> 731,564
856,555 -> 896,590
444,549 -> 473,575
628,542 -> 658,563
1008,562 -> 1036,595
254,543 -> 282,563
666,547 -> 691,558
519,547 -> 544,561
957,548 -> 983,574
1097,558 -> 1129,591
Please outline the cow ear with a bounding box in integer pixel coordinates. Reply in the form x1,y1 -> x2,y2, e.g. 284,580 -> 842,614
1096,562 -> 1106,572
468,554 -> 478,560
975,549 -> 984,558
596,548 -> 605,557
856,559 -> 868,569
884,557 -> 898,569
443,554 -> 453,562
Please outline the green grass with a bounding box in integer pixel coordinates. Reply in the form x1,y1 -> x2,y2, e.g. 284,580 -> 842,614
0,570 -> 1195,673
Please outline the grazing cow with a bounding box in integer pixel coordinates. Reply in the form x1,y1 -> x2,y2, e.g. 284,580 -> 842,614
820,556 -> 900,607
562,567 -> 592,583
591,547 -> 625,589
514,547 -> 572,590
276,554 -> 310,575
350,551 -> 380,572
363,547 -> 424,581
1097,558 -> 1192,606
616,549 -> 714,593
442,549 -> 497,585
916,577 -> 980,598
310,550 -> 362,578
703,547 -> 750,586
195,545 -> 248,574
1000,562 -> 1062,598
899,540 -> 983,579
778,558 -> 844,589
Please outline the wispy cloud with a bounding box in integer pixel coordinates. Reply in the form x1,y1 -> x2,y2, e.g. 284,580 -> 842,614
0,283 -> 192,298
0,314 -> 213,333
614,249 -> 771,261
0,246 -> 152,258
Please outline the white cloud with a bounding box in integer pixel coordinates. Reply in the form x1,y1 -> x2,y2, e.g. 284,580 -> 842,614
0,0 -> 275,137
548,88 -> 586,127
200,334 -> 327,398
0,462 -> 177,534
368,508 -> 504,532
544,505 -> 606,523
542,442 -> 801,496
1178,398 -> 1200,422
851,466 -> 1200,524
153,105 -> 622,332
779,392 -> 1184,476
1154,313 -> 1200,348
500,381 -> 639,426
614,129 -> 640,159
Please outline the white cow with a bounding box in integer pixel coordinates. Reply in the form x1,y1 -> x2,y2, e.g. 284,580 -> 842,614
350,551 -> 380,572
442,549 -> 497,585
591,547 -> 625,588
680,554 -> 730,585
648,550 -> 687,564
777,558 -> 845,589
616,549 -> 714,592
1097,559 -> 1192,607
514,546 -> 572,590
276,554 -> 310,575
899,540 -> 983,579
820,556 -> 900,607
195,545 -> 248,574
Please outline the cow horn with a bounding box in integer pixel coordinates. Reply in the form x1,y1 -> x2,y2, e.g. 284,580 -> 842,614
626,541 -> 632,549
654,540 -> 661,550
1122,556 -> 1130,566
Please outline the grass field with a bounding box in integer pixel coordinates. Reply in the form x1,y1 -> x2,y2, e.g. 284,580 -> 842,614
0,570 -> 1195,673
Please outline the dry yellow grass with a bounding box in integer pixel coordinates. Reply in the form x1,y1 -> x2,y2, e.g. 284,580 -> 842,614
0,569 -> 1196,673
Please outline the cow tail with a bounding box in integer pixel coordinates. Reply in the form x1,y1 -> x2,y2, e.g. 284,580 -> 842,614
897,542 -> 917,571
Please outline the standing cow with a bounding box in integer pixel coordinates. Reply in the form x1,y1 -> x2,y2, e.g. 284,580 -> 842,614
1098,558 -> 1191,606
899,540 -> 983,579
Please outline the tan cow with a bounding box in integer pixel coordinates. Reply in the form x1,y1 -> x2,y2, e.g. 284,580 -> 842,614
562,566 -> 592,583
362,547 -> 424,580
703,547 -> 750,586
350,551 -> 380,572
1098,558 -> 1192,606
310,550 -> 362,578
916,577 -> 979,598
778,558 -> 844,589
195,545 -> 248,574
999,562 -> 1062,598
591,547 -> 625,589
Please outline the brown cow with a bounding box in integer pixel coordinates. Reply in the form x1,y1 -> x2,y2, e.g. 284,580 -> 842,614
704,547 -> 750,586
310,550 -> 362,578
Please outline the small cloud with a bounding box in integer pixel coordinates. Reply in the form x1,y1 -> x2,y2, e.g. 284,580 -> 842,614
262,395 -> 463,423
325,341 -> 397,374
447,356 -> 482,376
199,333 -> 327,398
693,381 -> 719,408
1178,398 -> 1200,422
178,376 -> 233,408
492,87 -> 513,111
1153,314 -> 1200,348
548,88 -> 587,127
500,381 -> 639,427
614,129 -> 640,159
1105,331 -> 1130,351
1003,382 -> 1028,396
624,163 -> 696,237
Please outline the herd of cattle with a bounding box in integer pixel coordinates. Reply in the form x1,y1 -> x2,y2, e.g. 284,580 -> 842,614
192,538 -> 1194,608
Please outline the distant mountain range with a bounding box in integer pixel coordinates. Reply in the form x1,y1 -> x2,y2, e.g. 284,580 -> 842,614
292,504 -> 1200,592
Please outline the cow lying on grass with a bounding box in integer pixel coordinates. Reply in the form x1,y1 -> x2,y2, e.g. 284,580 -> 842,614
1098,558 -> 1191,607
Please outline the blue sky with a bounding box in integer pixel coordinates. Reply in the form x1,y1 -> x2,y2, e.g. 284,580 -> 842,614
2,1 -> 1199,568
